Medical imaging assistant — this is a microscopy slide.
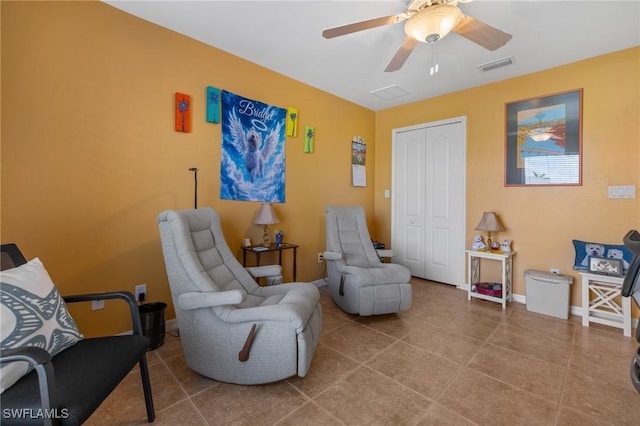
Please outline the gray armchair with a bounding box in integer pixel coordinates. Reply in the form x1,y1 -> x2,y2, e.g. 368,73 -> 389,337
323,206 -> 412,316
157,208 -> 322,384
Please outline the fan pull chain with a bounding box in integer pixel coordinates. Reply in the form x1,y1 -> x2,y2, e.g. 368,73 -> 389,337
429,41 -> 439,76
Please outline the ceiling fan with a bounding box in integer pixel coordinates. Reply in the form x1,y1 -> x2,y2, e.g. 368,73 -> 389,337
322,0 -> 512,72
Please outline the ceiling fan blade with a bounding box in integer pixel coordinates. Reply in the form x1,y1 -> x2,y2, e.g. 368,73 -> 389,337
322,14 -> 406,39
385,36 -> 418,72
453,15 -> 512,51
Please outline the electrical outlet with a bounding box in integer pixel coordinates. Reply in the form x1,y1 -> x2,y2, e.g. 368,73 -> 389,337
317,253 -> 324,263
550,268 -> 560,274
91,300 -> 105,310
135,284 -> 147,302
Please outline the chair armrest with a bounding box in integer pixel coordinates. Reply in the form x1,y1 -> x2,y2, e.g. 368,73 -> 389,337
333,263 -> 410,287
225,304 -> 308,333
322,251 -> 342,261
246,265 -> 283,286
254,282 -> 311,297
333,264 -> 365,276
1,346 -> 52,365
63,291 -> 143,335
376,249 -> 394,258
178,290 -> 245,310
1,347 -> 57,418
224,285 -> 319,332
246,265 -> 282,278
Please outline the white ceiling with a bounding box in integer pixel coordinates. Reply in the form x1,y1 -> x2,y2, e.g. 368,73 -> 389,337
104,0 -> 640,111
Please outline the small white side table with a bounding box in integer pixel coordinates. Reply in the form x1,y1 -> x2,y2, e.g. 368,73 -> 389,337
466,250 -> 516,309
580,272 -> 631,337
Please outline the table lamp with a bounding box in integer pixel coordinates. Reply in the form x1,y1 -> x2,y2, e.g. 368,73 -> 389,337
253,203 -> 279,245
475,211 -> 505,247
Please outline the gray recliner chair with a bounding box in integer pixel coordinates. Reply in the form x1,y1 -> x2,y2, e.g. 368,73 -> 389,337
323,205 -> 412,316
157,208 -> 322,384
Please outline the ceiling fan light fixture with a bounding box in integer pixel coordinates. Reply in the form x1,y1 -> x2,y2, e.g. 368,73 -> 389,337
405,5 -> 463,43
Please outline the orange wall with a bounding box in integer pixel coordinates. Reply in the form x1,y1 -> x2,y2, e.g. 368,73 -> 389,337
0,1 -> 375,335
374,48 -> 640,314
2,2 -> 639,336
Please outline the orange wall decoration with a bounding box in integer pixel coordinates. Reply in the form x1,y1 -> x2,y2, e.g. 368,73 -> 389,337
175,92 -> 191,132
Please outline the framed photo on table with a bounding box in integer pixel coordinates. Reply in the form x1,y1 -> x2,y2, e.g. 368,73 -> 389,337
505,89 -> 582,186
589,256 -> 623,276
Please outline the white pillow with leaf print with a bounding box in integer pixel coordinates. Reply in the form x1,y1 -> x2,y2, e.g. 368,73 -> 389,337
1,258 -> 83,393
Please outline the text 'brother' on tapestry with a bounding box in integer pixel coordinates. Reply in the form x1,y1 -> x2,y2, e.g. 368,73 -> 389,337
220,90 -> 286,202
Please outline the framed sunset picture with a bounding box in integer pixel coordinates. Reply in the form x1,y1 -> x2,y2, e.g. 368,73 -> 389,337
505,89 -> 582,186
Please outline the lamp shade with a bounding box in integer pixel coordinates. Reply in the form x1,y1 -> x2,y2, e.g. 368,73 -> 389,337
253,203 -> 279,225
405,4 -> 463,43
475,212 -> 505,232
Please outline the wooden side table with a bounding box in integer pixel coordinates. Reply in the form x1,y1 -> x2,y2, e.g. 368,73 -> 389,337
580,272 -> 631,337
242,243 -> 299,282
466,250 -> 516,309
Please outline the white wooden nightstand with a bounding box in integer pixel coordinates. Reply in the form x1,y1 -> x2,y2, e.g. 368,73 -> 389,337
466,250 -> 516,309
580,272 -> 631,337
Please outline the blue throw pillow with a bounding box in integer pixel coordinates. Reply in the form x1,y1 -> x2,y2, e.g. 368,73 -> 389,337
572,239 -> 633,272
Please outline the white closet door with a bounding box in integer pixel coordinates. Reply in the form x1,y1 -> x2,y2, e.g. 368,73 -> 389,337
392,118 -> 466,285
393,127 -> 427,278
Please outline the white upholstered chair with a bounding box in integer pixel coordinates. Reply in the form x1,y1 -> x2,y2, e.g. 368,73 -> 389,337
323,205 -> 412,316
157,208 -> 322,384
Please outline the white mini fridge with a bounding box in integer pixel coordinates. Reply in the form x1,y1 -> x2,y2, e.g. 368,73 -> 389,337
524,270 -> 573,319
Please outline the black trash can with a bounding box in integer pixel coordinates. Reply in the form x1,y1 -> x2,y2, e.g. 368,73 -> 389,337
138,302 -> 167,350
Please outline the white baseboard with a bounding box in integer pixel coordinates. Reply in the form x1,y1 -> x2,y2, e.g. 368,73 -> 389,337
512,293 -> 526,305
457,285 -> 638,329
165,318 -> 178,332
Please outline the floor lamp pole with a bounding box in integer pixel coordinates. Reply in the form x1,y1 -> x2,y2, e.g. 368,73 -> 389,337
188,167 -> 198,209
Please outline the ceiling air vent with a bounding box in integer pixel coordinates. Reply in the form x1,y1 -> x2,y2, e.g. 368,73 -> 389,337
477,56 -> 514,72
370,84 -> 409,100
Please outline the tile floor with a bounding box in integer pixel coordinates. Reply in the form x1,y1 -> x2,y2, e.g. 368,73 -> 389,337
86,279 -> 640,425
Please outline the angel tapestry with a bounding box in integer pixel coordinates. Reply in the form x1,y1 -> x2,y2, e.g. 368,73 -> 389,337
220,91 -> 286,202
